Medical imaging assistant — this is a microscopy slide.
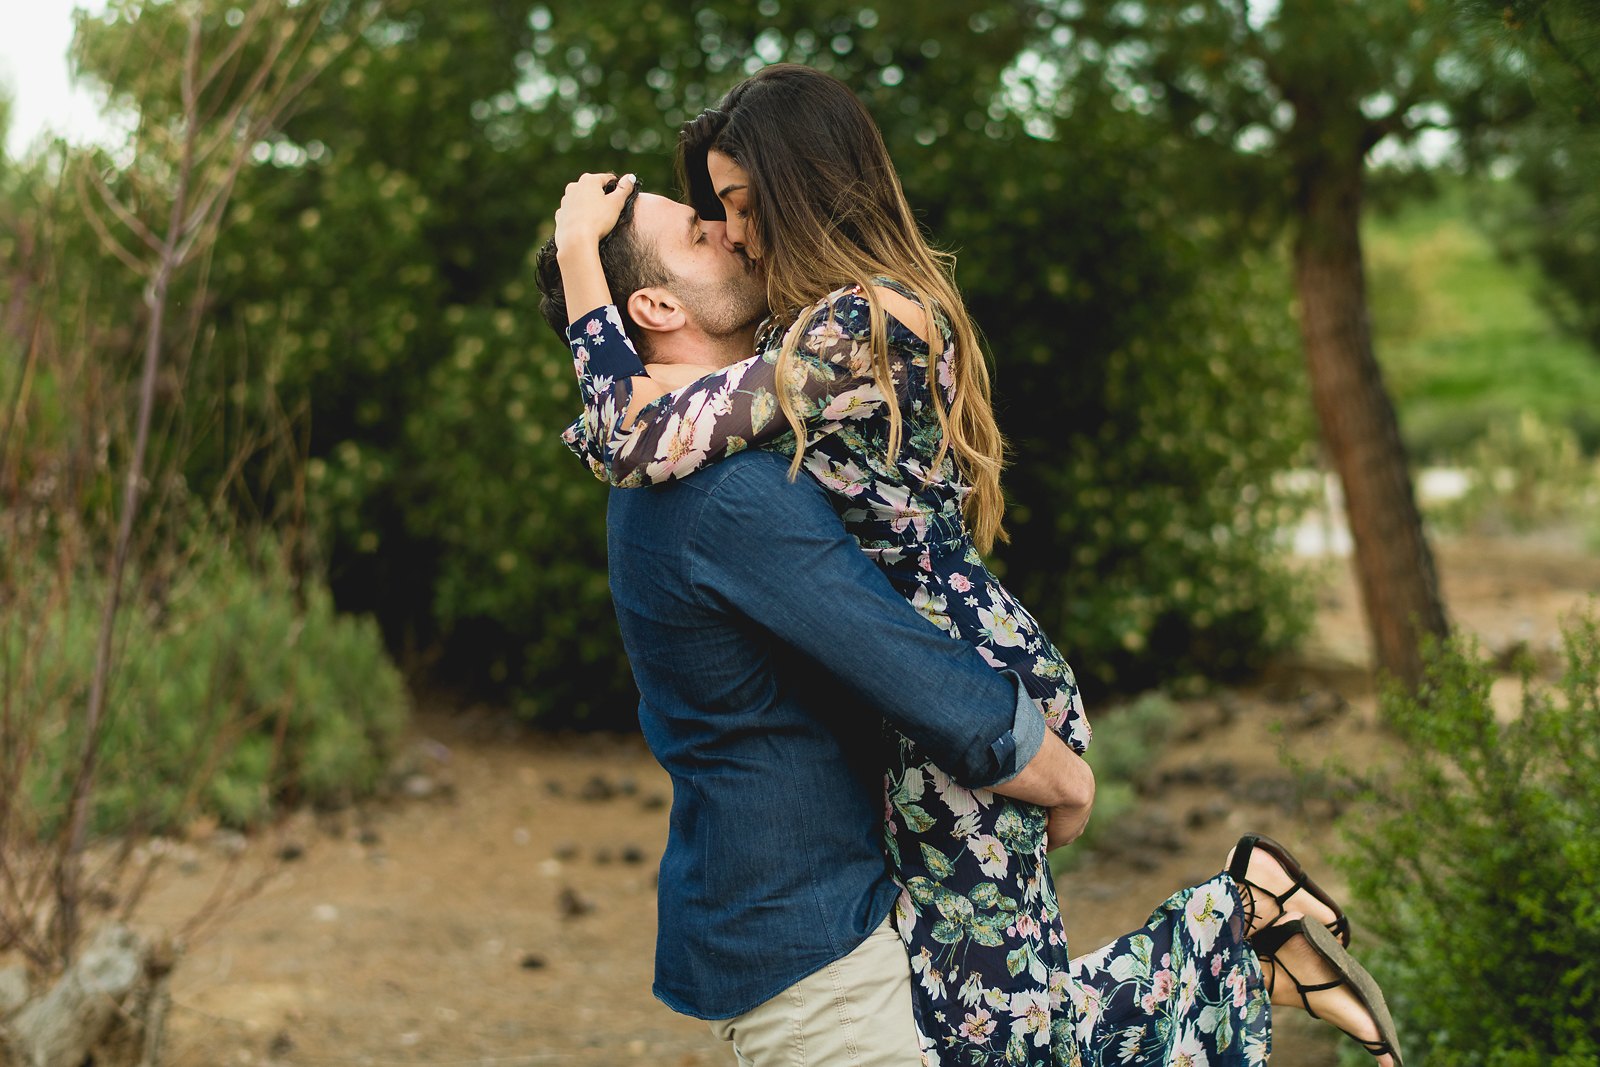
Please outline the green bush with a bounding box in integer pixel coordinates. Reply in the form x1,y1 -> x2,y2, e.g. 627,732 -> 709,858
12,537 -> 408,836
1335,616 -> 1600,1065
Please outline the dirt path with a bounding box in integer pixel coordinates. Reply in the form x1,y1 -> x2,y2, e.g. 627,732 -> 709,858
130,535 -> 1599,1067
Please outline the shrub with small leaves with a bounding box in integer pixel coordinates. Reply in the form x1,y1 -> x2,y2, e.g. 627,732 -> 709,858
14,538 -> 408,836
1336,615 -> 1600,1066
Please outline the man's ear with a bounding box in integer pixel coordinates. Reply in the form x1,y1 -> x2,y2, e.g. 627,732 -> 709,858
626,287 -> 687,335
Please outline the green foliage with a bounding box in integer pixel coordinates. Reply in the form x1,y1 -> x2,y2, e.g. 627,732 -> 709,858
1336,618 -> 1600,1065
1365,179 -> 1600,458
981,189 -> 1316,691
1455,0 -> 1600,354
12,538 -> 407,835
30,0 -> 1322,727
1035,0 -> 1523,228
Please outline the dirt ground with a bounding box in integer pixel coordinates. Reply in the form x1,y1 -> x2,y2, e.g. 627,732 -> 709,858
126,534 -> 1600,1067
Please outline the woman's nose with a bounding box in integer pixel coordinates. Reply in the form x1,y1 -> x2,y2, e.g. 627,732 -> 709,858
706,218 -> 740,254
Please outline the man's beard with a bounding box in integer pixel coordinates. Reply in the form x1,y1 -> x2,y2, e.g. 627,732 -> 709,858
673,258 -> 768,342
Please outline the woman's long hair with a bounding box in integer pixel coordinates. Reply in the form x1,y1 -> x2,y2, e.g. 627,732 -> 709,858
677,64 -> 1007,552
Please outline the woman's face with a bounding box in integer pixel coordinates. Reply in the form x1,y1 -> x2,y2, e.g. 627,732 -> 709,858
706,149 -> 757,259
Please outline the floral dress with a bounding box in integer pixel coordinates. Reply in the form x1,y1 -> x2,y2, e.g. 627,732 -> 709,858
562,282 -> 1270,1066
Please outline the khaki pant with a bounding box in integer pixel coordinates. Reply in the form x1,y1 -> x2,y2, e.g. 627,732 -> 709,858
708,918 -> 922,1066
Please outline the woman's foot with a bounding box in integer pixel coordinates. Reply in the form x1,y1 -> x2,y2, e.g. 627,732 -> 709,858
1226,839 -> 1342,939
1258,913 -> 1401,1067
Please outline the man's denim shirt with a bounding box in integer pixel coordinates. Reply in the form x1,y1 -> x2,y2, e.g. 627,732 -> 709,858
607,450 -> 1046,1021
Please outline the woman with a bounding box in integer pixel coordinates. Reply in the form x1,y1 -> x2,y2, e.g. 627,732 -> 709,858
553,64 -> 1400,1067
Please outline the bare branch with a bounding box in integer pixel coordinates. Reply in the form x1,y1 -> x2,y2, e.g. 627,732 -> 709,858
74,182 -> 154,278
83,166 -> 164,255
195,0 -> 273,101
54,5 -> 206,965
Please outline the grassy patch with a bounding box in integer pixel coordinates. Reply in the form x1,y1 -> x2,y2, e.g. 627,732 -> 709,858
1365,180 -> 1600,458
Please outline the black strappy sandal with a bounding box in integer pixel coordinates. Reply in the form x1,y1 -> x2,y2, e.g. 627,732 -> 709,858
1253,918 -> 1404,1066
1229,832 -> 1351,946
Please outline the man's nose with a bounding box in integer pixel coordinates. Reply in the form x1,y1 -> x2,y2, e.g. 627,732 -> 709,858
703,219 -> 738,254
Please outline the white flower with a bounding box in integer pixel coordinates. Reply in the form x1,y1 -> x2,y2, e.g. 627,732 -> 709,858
976,645 -> 1008,670
1072,940 -> 1118,977
977,603 -> 1026,648
1047,967 -> 1070,1009
810,456 -> 871,497
957,971 -> 986,1008
966,834 -> 1009,878
873,483 -> 932,540
820,383 -> 885,421
950,810 -> 983,840
1177,957 -> 1200,1016
894,887 -> 916,934
1071,980 -> 1103,1044
1172,1024 -> 1211,1067
938,351 -> 957,402
911,585 -> 953,634
602,304 -> 629,336
911,947 -> 947,1001
1183,879 -> 1234,957
931,765 -> 982,818
1006,989 -> 1052,1048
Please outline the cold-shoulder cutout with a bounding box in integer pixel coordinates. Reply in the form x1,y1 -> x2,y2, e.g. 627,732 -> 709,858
869,283 -> 932,345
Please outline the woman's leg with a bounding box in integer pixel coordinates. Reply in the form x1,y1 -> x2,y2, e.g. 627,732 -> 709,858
1226,839 -> 1342,938
1257,912 -> 1398,1067
1068,875 -> 1271,1066
1228,844 -> 1400,1065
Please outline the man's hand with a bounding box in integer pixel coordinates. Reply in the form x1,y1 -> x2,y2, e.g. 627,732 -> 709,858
1046,799 -> 1092,851
989,732 -> 1095,831
554,172 -> 636,252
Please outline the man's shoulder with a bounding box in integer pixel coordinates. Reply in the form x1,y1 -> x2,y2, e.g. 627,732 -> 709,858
610,451 -> 828,546
614,450 -> 804,504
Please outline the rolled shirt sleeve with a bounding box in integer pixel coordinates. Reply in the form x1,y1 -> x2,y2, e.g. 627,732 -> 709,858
988,675 -> 1047,787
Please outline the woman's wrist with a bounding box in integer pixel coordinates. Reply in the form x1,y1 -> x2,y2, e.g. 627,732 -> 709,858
557,242 -> 616,326
556,239 -> 603,267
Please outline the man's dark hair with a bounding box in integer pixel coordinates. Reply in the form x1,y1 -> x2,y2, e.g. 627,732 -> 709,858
535,179 -> 670,357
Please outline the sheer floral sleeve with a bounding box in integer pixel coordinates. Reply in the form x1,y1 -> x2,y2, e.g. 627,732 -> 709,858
563,285 -> 929,487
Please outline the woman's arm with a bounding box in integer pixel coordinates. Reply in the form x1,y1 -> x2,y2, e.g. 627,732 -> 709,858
572,285 -> 929,486
553,172 -> 671,434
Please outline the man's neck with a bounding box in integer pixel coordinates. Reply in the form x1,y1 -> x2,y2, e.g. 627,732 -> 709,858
647,362 -> 718,390
650,322 -> 760,373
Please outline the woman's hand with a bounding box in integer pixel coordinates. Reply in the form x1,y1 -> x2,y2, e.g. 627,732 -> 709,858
554,172 -> 634,327
554,172 -> 636,252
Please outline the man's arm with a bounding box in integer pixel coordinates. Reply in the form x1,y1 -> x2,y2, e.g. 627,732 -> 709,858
1002,733 -> 1095,836
690,452 -> 1091,812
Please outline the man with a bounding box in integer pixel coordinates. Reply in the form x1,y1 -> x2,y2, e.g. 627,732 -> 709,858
535,174 -> 1095,1066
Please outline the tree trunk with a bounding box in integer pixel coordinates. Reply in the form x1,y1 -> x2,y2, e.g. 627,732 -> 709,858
1293,156 -> 1449,687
